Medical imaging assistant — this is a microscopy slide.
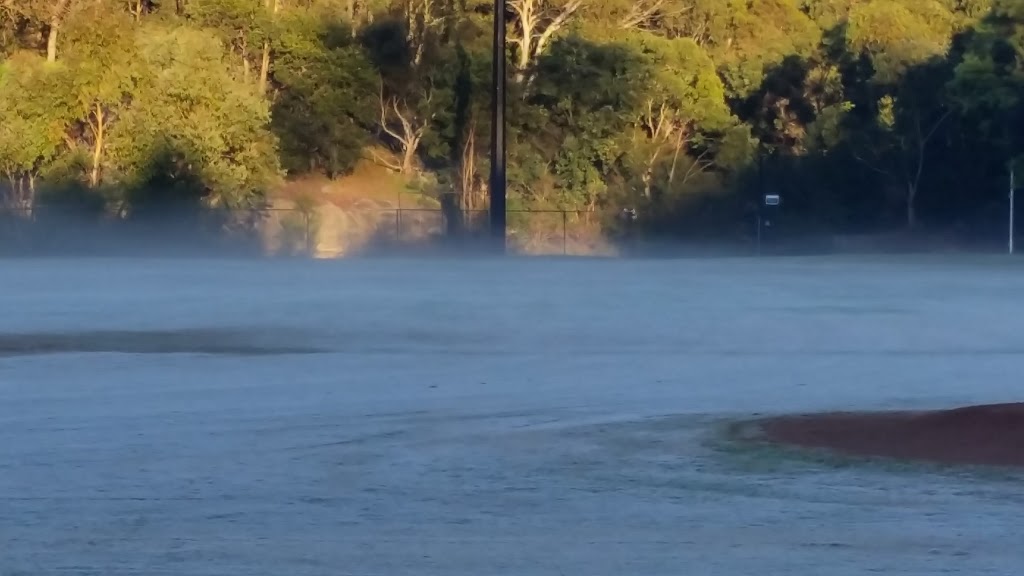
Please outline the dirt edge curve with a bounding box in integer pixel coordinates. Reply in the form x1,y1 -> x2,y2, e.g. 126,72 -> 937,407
750,403 -> 1024,468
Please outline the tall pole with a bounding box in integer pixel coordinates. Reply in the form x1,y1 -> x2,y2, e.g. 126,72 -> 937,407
757,146 -> 765,256
489,0 -> 507,252
1011,165 -> 1015,255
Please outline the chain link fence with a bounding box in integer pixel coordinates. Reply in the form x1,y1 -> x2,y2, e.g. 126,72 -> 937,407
0,205 -> 613,257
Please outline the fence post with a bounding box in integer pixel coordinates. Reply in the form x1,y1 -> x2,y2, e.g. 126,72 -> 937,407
562,210 -> 567,255
304,210 -> 313,256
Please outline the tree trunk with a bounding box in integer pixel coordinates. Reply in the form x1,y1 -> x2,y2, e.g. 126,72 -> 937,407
90,105 -> 104,188
401,138 -> 419,174
13,175 -> 24,207
508,0 -> 581,85
513,27 -> 532,85
258,43 -> 271,92
240,35 -> 251,82
459,116 -> 477,211
258,0 -> 279,94
4,173 -> 14,209
413,41 -> 425,68
642,148 -> 661,199
46,0 -> 72,63
508,0 -> 536,84
46,30 -> 58,63
667,129 -> 685,185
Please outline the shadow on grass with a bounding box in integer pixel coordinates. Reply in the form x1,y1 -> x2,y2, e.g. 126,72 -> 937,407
0,328 -> 327,356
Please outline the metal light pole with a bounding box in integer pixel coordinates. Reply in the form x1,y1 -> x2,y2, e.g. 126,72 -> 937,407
1010,165 -> 1016,255
488,0 -> 507,253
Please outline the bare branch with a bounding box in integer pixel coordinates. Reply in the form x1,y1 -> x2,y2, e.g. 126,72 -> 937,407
533,0 -> 582,58
508,0 -> 584,80
678,146 -> 711,185
619,0 -> 664,30
376,76 -> 433,174
851,148 -> 892,177
368,148 -> 404,172
506,0 -> 527,18
923,108 -> 953,144
377,99 -> 399,142
908,107 -> 953,203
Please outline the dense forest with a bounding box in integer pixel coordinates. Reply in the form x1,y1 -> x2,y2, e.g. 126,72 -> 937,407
2,0 -> 1024,248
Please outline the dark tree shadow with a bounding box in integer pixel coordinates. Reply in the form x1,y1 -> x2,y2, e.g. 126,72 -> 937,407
741,4 -> 1024,253
0,137 -> 267,257
116,140 -> 266,256
271,18 -> 370,178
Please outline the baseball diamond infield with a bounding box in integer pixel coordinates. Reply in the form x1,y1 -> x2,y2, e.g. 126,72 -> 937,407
755,403 -> 1024,467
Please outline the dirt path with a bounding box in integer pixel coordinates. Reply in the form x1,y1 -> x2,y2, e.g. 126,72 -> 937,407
757,403 -> 1024,467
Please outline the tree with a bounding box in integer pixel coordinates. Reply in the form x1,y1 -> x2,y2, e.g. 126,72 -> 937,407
0,53 -> 70,207
524,36 -> 647,209
0,0 -> 77,61
447,44 -> 491,211
47,0 -> 74,63
401,0 -> 445,67
855,64 -> 954,228
846,0 -> 953,84
507,0 -> 583,83
0,0 -> 1018,247
949,0 -> 1024,134
712,0 -> 820,98
362,18 -> 454,175
624,34 -> 731,198
270,8 -> 375,176
840,0 -> 957,227
61,4 -> 138,188
184,0 -> 271,84
258,0 -> 280,94
106,24 -> 280,208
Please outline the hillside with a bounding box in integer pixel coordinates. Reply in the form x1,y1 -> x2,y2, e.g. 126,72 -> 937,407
1,0 -> 1022,250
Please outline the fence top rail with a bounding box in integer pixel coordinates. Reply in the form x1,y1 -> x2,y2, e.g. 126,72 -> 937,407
4,203 -> 595,210
465,208 -> 595,214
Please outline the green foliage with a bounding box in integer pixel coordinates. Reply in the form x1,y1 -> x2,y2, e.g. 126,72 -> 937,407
948,0 -> 1024,175
951,0 -> 1024,112
715,0 -> 821,98
0,0 -> 1021,244
271,9 -> 374,176
108,24 -> 280,207
184,0 -> 271,63
0,53 -> 70,204
524,36 -> 648,206
846,0 -> 952,84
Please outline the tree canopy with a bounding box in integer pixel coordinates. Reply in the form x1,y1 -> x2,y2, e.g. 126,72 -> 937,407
1,0 -> 1023,246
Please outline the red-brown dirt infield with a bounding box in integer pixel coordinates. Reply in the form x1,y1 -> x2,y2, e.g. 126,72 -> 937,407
755,403 -> 1024,467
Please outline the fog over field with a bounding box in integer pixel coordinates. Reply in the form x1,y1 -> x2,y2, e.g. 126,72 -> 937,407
2,256 -> 1023,575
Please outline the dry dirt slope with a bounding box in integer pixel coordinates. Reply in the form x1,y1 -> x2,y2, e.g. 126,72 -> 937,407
261,164 -> 444,257
260,162 -> 614,257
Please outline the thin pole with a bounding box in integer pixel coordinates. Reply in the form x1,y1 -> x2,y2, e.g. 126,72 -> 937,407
305,210 -> 312,256
562,210 -> 567,255
758,147 -> 765,257
1011,166 -> 1015,255
488,0 -> 507,253
756,214 -> 762,256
